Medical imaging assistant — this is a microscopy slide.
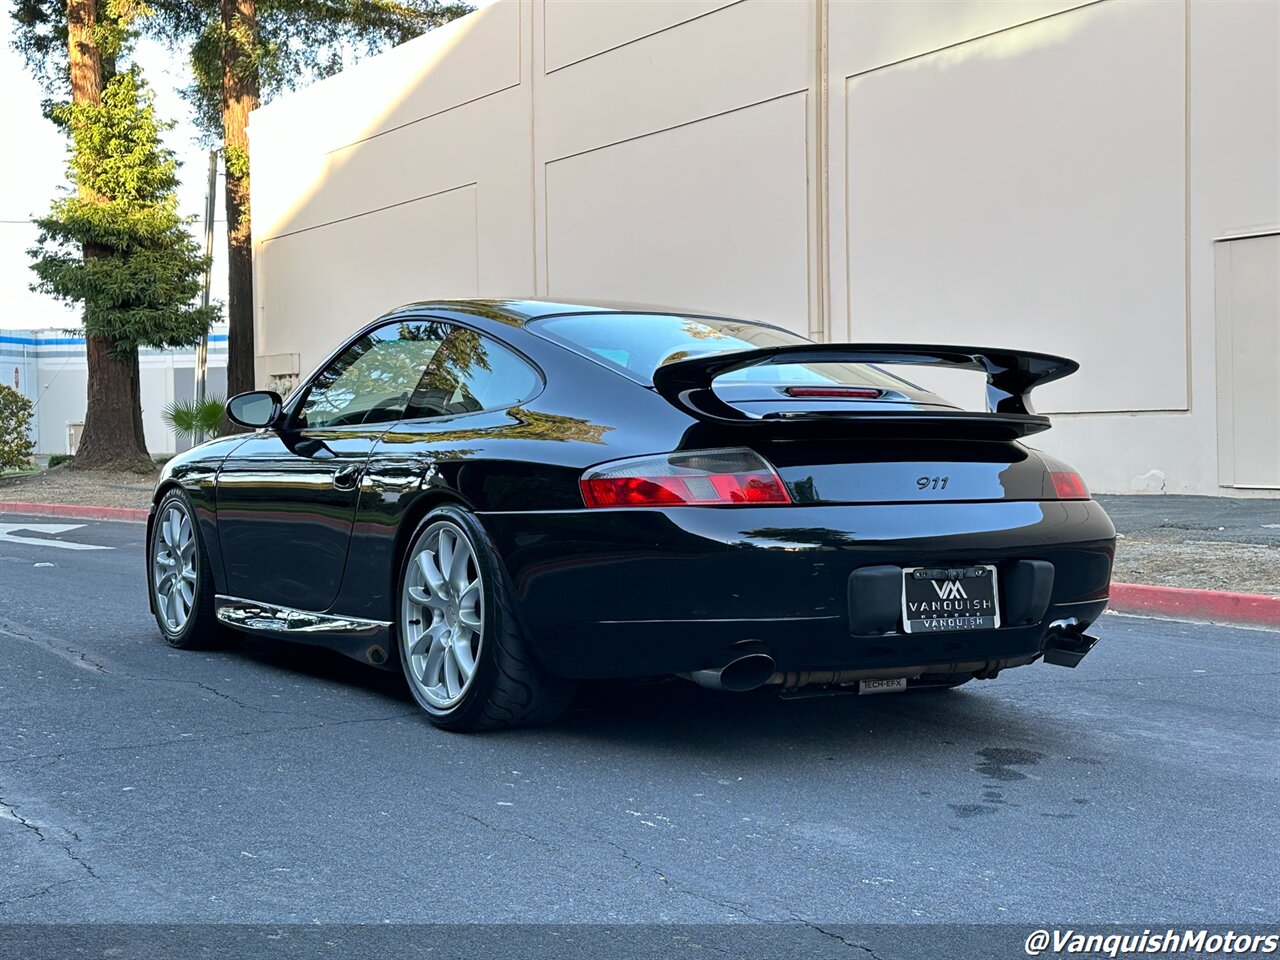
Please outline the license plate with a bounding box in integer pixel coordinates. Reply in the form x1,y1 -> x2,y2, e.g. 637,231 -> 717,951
901,565 -> 1000,633
858,678 -> 907,695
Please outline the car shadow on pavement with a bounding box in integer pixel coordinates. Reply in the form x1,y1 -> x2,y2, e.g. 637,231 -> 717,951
229,633 -> 417,703
558,677 -> 1035,748
225,633 -> 1053,760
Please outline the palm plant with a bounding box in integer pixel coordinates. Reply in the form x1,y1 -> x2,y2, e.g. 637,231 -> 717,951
163,396 -> 226,444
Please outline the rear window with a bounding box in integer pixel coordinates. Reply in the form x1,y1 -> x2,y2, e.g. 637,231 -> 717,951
533,313 -> 909,389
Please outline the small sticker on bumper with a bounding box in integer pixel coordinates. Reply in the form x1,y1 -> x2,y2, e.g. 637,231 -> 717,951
858,677 -> 907,695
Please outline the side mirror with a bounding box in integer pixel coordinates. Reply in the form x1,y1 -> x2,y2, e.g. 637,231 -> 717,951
226,390 -> 283,430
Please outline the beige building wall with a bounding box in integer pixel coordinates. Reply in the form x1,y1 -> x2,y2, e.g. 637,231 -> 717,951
249,0 -> 1280,496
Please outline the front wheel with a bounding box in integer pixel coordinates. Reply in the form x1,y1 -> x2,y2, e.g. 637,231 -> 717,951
397,505 -> 574,731
148,489 -> 223,648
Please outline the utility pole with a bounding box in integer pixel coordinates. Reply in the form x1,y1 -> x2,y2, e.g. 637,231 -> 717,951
193,149 -> 217,443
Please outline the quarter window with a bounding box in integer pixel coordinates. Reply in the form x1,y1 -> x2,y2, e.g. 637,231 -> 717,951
408,327 -> 540,419
298,321 -> 448,429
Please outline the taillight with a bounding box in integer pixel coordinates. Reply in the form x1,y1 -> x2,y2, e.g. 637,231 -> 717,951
1050,471 -> 1090,500
581,448 -> 792,508
784,386 -> 882,399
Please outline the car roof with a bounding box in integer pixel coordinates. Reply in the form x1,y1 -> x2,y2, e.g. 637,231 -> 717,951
381,298 -> 730,326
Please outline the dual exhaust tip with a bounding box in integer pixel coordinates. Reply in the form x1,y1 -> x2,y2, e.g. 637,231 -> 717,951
690,643 -> 776,692
696,619 -> 1105,696
1042,617 -> 1099,668
691,617 -> 1102,691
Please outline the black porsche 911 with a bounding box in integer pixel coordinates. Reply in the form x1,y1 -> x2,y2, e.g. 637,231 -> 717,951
147,299 -> 1115,730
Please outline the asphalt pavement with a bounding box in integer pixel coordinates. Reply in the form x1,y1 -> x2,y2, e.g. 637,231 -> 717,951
0,515 -> 1277,958
1095,494 -> 1280,548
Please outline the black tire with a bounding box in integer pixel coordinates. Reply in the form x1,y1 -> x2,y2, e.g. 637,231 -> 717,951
148,488 -> 224,649
396,505 -> 575,731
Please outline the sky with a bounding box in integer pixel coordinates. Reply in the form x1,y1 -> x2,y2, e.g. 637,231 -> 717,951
0,9 -> 228,331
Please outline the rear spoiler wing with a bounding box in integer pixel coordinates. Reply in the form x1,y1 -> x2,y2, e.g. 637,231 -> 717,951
651,343 -> 1079,439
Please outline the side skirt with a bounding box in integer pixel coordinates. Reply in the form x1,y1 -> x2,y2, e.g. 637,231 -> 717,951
214,595 -> 396,669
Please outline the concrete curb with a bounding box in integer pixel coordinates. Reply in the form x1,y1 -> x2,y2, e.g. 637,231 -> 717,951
1110,582 -> 1280,629
0,502 -> 149,523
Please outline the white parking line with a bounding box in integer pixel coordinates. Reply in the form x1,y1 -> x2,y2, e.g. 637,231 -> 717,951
0,522 -> 113,551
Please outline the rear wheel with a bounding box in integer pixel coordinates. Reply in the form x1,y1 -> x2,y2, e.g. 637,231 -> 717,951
149,489 -> 223,649
397,505 -> 574,731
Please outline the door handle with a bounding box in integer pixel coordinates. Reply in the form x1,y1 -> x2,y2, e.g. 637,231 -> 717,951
332,464 -> 363,491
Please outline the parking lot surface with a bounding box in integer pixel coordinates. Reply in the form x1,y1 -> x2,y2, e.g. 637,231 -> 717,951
1,515 -> 1276,955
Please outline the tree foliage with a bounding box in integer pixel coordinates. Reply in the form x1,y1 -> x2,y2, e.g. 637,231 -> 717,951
28,69 -> 218,358
11,0 -> 471,448
141,0 -> 472,400
10,0 -> 135,102
0,385 -> 37,471
142,0 -> 472,140
163,395 -> 226,441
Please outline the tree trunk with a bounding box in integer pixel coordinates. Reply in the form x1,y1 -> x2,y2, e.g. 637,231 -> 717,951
222,0 -> 259,400
66,0 -> 152,472
72,340 -> 152,471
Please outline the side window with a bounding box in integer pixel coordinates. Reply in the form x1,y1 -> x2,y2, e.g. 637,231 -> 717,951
408,327 -> 540,419
297,321 -> 447,429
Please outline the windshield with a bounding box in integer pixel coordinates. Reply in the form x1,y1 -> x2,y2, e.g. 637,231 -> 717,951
533,313 -> 910,389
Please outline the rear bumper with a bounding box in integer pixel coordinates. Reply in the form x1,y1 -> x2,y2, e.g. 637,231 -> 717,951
480,500 -> 1115,679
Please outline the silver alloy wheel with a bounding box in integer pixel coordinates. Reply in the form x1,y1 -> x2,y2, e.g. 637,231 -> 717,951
401,520 -> 485,710
152,501 -> 197,633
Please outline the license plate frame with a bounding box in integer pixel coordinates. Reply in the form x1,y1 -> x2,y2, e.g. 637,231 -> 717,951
901,564 -> 1001,634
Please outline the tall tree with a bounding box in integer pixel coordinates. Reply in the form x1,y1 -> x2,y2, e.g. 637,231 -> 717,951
29,69 -> 218,469
14,0 -> 218,470
218,0 -> 257,397
146,0 -> 470,399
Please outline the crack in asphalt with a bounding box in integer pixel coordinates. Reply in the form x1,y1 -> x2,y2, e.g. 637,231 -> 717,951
0,796 -> 45,842
132,673 -> 308,716
406,779 -> 909,947
0,876 -> 84,909
800,921 -> 887,958
596,835 -> 767,922
0,792 -> 100,907
0,708 -> 422,909
413,791 -> 775,926
417,797 -> 759,933
0,622 -> 325,720
0,711 -> 420,769
421,799 -> 902,953
0,623 -> 109,674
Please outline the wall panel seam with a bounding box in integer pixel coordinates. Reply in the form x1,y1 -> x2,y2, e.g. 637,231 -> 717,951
259,182 -> 478,243
810,0 -> 829,342
544,0 -> 744,75
544,88 -> 808,168
321,76 -> 522,157
840,0 -> 1105,83
1183,0 -> 1193,415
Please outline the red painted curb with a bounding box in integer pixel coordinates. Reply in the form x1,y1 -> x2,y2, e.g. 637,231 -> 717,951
0,502 -> 148,523
1110,582 -> 1280,628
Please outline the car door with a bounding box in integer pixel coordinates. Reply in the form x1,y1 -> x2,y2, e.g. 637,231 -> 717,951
330,323 -> 547,622
216,319 -> 448,612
